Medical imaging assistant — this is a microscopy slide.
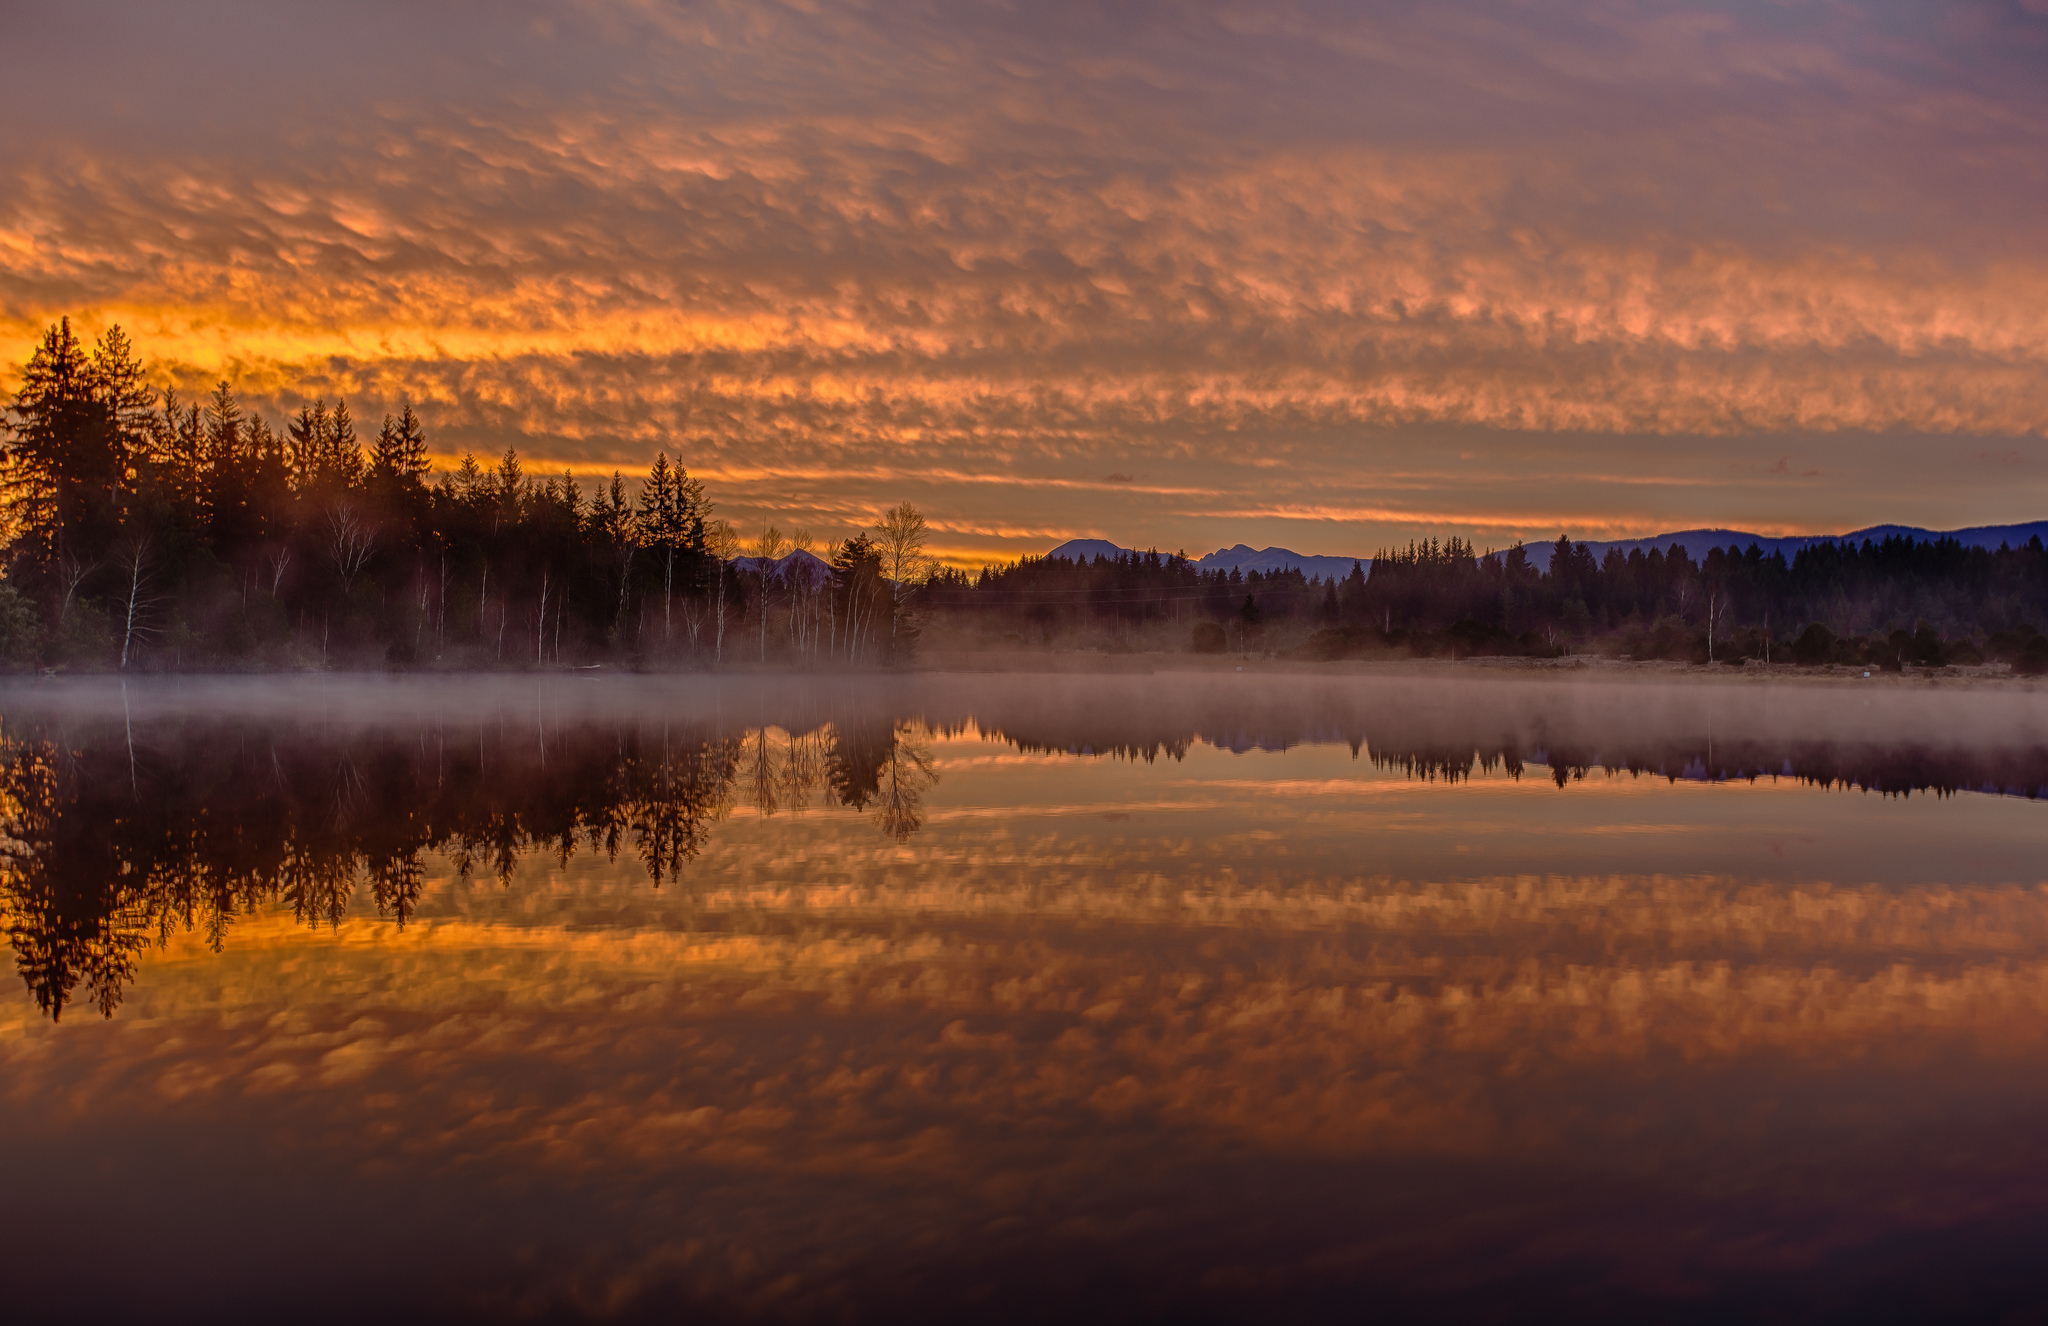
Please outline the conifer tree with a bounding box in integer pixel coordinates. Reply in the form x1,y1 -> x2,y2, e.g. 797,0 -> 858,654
203,381 -> 250,547
327,399 -> 363,491
3,318 -> 123,582
89,325 -> 156,464
370,399 -> 429,489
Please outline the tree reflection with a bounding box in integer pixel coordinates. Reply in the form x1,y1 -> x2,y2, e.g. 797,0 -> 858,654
6,682 -> 2045,1023
0,708 -> 952,1021
0,740 -> 153,1020
874,723 -> 937,842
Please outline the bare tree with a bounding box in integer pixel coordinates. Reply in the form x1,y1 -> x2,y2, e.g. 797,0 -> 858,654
680,595 -> 705,651
873,722 -> 938,842
876,502 -> 930,586
535,565 -> 551,665
779,726 -> 826,811
752,523 -> 786,663
786,528 -> 818,662
326,501 -> 377,599
55,549 -> 96,625
705,519 -> 739,665
113,535 -> 163,669
745,726 -> 783,815
266,544 -> 294,597
875,503 -> 930,659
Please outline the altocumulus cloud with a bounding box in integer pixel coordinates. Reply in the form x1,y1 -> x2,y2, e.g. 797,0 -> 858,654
3,0 -> 2048,559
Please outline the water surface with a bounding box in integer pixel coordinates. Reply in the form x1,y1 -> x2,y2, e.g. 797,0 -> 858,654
5,673 -> 2048,1322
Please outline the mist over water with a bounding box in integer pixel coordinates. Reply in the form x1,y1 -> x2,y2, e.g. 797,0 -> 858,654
5,672 -> 2048,1322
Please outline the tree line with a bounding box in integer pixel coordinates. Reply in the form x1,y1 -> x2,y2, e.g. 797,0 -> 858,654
924,533 -> 2048,671
1,320 -> 935,670
10,318 -> 2045,672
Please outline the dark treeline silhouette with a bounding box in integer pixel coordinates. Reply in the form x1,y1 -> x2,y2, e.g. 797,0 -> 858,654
0,709 -> 938,1020
926,533 -> 2048,670
1,320 -> 926,670
15,320 -> 2046,672
923,549 -> 1327,645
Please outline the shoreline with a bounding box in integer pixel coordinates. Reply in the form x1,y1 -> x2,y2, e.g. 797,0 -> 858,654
912,649 -> 2045,689
0,653 -> 2033,693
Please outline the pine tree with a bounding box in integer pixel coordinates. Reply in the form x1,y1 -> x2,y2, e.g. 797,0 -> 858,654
245,413 -> 292,547
370,399 -> 429,490
327,399 -> 362,491
203,381 -> 248,547
89,325 -> 155,470
4,318 -> 123,580
638,454 -> 682,644
286,401 -> 329,493
171,400 -> 207,517
492,448 -> 524,530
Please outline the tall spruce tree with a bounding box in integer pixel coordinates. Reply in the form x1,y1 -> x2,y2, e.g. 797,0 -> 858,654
3,319 -> 124,584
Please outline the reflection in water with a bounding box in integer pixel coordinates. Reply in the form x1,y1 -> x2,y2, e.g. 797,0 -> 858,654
0,706 -> 937,1020
4,675 -> 2041,1022
4,674 -> 2048,1322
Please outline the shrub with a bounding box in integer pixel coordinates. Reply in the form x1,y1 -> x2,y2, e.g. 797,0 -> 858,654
1191,621 -> 1228,654
0,584 -> 38,668
1988,625 -> 2043,664
1791,623 -> 1836,666
1300,628 -> 1347,660
1942,639 -> 1984,667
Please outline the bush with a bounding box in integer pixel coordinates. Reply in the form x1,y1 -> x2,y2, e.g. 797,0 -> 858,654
1191,621 -> 1228,654
1300,627 -> 1347,660
1942,639 -> 1984,667
2019,637 -> 2048,677
0,583 -> 38,668
54,601 -> 114,667
1988,625 -> 2043,665
1791,623 -> 1836,666
1625,619 -> 1703,662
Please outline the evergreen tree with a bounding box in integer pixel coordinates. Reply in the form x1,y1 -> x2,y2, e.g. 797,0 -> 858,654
89,325 -> 156,460
327,399 -> 363,491
3,318 -> 123,583
369,399 -> 429,491
202,381 -> 251,547
286,400 -> 328,491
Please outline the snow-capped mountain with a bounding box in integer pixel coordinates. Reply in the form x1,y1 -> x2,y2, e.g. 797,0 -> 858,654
729,548 -> 834,590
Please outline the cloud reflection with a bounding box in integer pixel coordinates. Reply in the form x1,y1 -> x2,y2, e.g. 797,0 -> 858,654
7,675 -> 2048,1315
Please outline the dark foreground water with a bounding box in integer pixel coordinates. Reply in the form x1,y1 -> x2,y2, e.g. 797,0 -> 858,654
5,672 -> 2048,1323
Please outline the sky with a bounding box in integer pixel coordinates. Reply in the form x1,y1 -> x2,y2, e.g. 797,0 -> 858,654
3,0 -> 2047,566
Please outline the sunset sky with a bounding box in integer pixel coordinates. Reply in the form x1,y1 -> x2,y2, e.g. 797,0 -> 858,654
5,0 -> 2047,566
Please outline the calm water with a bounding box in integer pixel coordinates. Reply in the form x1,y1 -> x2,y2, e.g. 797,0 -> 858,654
5,672 -> 2048,1323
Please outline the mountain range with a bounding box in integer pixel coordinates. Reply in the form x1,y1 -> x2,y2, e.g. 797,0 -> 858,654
731,549 -> 834,589
1048,522 -> 2048,580
1046,540 -> 1367,581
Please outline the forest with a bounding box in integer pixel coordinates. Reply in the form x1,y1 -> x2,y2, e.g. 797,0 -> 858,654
6,318 -> 2046,673
0,320 -> 924,671
925,532 -> 2048,672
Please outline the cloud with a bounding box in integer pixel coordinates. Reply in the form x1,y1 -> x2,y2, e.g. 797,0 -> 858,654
3,0 -> 2048,559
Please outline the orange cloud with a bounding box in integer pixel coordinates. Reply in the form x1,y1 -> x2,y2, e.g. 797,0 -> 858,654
4,0 -> 2048,561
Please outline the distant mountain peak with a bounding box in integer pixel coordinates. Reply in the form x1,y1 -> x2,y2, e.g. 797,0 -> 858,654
1046,539 -> 1368,580
1053,520 -> 2048,579
1524,519 -> 2048,570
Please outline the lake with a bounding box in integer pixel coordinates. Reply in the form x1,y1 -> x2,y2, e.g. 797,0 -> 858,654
4,671 -> 2047,1323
